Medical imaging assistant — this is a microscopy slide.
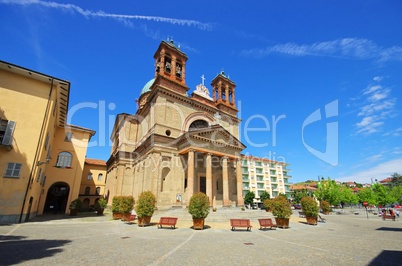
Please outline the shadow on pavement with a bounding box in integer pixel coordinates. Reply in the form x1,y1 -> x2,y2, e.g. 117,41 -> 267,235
0,236 -> 71,265
375,227 -> 402,232
28,211 -> 105,222
368,250 -> 402,266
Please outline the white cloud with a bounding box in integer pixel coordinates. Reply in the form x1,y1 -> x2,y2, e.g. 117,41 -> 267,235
0,0 -> 213,30
337,158 -> 402,184
240,38 -> 402,62
355,83 -> 397,135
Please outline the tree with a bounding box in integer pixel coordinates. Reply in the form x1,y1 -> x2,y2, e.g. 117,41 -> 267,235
390,172 -> 402,188
372,183 -> 393,207
357,188 -> 377,206
314,178 -> 341,205
244,191 -> 255,206
339,187 -> 359,206
259,191 -> 270,203
293,190 -> 309,204
389,186 -> 402,204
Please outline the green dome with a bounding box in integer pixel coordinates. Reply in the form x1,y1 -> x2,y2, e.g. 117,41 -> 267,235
140,78 -> 155,95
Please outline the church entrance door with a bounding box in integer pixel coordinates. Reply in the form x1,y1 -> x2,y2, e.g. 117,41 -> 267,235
199,176 -> 206,194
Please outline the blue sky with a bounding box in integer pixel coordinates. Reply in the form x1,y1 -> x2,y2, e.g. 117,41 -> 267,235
1,0 -> 402,184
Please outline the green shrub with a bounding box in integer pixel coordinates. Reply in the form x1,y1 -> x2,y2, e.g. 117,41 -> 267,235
263,198 -> 273,211
69,198 -> 82,210
301,196 -> 319,217
188,192 -> 210,219
120,196 -> 135,213
111,196 -> 122,213
96,198 -> 108,210
135,191 -> 156,218
320,200 -> 331,213
270,195 -> 292,219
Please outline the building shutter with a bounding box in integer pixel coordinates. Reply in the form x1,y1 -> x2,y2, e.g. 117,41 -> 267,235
2,121 -> 16,146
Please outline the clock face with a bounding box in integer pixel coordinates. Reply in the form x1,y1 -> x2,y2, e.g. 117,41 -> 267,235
189,120 -> 209,130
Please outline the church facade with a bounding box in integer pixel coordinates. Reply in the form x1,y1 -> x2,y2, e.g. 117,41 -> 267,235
106,40 -> 246,208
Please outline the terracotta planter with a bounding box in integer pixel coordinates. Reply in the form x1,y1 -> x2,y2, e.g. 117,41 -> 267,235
121,212 -> 132,221
138,216 -> 152,227
275,218 -> 290,229
192,218 -> 205,230
305,216 -> 318,225
70,209 -> 78,216
113,212 -> 122,220
97,208 -> 104,216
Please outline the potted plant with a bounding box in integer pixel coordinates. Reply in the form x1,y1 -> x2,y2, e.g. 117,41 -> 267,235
136,191 -> 156,227
69,198 -> 82,216
320,200 -> 331,215
120,196 -> 135,221
301,196 -> 319,225
111,196 -> 123,220
188,192 -> 210,230
96,198 -> 108,216
269,195 -> 292,228
263,198 -> 273,212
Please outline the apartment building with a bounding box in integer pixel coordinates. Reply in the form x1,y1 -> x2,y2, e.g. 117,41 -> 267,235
240,155 -> 292,202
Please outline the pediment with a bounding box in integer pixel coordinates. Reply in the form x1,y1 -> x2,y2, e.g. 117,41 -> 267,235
181,125 -> 246,151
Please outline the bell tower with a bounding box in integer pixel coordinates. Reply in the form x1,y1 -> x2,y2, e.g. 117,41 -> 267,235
211,71 -> 238,116
154,39 -> 188,90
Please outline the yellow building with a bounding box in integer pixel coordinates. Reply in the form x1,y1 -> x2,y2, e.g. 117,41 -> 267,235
79,158 -> 107,210
0,60 -> 95,223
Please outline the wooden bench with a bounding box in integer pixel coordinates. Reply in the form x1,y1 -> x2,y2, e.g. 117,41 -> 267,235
258,218 -> 277,230
382,215 -> 396,221
157,217 -> 178,229
298,211 -> 305,218
230,219 -> 252,231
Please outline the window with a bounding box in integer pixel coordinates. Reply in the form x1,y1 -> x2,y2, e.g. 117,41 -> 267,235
36,168 -> 42,182
88,173 -> 93,180
40,174 -> 46,186
56,152 -> 72,167
97,173 -> 103,181
44,132 -> 50,150
4,162 -> 22,178
85,187 -> 90,195
0,120 -> 16,146
96,187 -> 100,195
64,132 -> 73,142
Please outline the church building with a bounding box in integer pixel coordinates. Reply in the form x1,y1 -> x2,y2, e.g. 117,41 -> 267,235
106,40 -> 246,208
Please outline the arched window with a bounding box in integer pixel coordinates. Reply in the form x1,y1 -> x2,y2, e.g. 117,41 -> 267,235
98,173 -> 103,181
189,120 -> 209,131
87,173 -> 93,180
56,152 -> 72,167
96,187 -> 100,195
85,187 -> 90,195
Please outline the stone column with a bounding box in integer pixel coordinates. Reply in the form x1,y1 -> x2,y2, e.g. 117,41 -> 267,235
187,149 -> 195,204
225,85 -> 229,103
206,153 -> 212,206
222,157 -> 230,206
236,159 -> 244,206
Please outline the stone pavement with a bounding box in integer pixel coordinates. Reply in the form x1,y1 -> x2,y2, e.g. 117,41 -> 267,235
0,208 -> 401,265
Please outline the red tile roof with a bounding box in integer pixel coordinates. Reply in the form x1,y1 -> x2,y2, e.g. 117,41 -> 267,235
85,158 -> 107,166
379,177 -> 393,183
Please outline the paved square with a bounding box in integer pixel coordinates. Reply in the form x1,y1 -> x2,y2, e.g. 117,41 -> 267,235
0,209 -> 401,265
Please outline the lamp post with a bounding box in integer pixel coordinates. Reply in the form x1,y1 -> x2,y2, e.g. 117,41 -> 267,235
363,201 -> 369,219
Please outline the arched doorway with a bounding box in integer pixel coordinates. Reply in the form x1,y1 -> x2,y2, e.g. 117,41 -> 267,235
44,182 -> 70,214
